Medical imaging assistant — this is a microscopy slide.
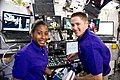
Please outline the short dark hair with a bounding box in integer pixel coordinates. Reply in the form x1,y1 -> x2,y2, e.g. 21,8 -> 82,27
31,20 -> 48,34
71,12 -> 88,21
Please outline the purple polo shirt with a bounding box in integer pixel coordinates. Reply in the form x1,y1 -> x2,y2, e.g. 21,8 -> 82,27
12,40 -> 48,80
78,29 -> 111,76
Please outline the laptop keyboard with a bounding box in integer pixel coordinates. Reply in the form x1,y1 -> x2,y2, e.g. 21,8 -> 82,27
3,31 -> 31,43
99,36 -> 114,41
5,32 -> 30,39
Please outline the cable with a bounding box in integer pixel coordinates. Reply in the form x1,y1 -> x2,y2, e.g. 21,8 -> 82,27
85,0 -> 91,5
0,19 -> 2,23
1,43 -> 17,70
0,54 -> 15,72
58,29 -> 63,40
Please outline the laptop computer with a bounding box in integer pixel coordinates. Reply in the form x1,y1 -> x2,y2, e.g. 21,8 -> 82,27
95,21 -> 115,41
2,11 -> 31,43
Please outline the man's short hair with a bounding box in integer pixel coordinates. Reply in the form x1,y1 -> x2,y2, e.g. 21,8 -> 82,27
71,12 -> 88,21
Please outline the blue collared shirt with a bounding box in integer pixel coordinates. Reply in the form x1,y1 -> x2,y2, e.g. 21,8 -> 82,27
12,40 -> 48,80
78,29 -> 111,76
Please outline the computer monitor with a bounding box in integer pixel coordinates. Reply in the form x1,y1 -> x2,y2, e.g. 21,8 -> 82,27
95,21 -> 114,36
45,15 -> 61,30
2,11 -> 30,32
63,17 -> 71,30
88,19 -> 100,32
66,41 -> 78,55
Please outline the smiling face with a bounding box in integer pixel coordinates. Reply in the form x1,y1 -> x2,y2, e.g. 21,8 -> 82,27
71,16 -> 88,37
31,25 -> 49,47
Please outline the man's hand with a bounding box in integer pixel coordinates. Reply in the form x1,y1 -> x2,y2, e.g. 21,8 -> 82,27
74,73 -> 103,80
67,52 -> 78,61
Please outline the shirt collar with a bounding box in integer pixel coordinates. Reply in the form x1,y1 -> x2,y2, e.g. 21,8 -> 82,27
77,28 -> 90,41
30,39 -> 46,52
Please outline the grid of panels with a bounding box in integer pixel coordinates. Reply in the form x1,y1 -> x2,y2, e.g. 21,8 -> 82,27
33,0 -> 55,16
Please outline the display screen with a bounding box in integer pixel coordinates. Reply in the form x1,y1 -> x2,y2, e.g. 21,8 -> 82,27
45,16 -> 61,29
63,17 -> 71,30
88,19 -> 100,32
2,11 -> 30,31
95,21 -> 114,36
66,41 -> 78,55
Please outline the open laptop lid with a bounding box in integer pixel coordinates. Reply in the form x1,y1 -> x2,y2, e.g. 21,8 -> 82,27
95,21 -> 114,36
2,11 -> 31,32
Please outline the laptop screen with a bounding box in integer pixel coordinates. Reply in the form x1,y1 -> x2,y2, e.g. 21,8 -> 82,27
2,11 -> 30,32
66,41 -> 78,55
95,21 -> 114,36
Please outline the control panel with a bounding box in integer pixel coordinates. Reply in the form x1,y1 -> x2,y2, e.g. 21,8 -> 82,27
47,55 -> 68,68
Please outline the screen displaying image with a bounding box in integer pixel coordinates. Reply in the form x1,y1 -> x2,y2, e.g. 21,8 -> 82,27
45,16 -> 61,29
63,17 -> 71,30
2,11 -> 30,31
88,19 -> 100,32
66,41 -> 78,55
